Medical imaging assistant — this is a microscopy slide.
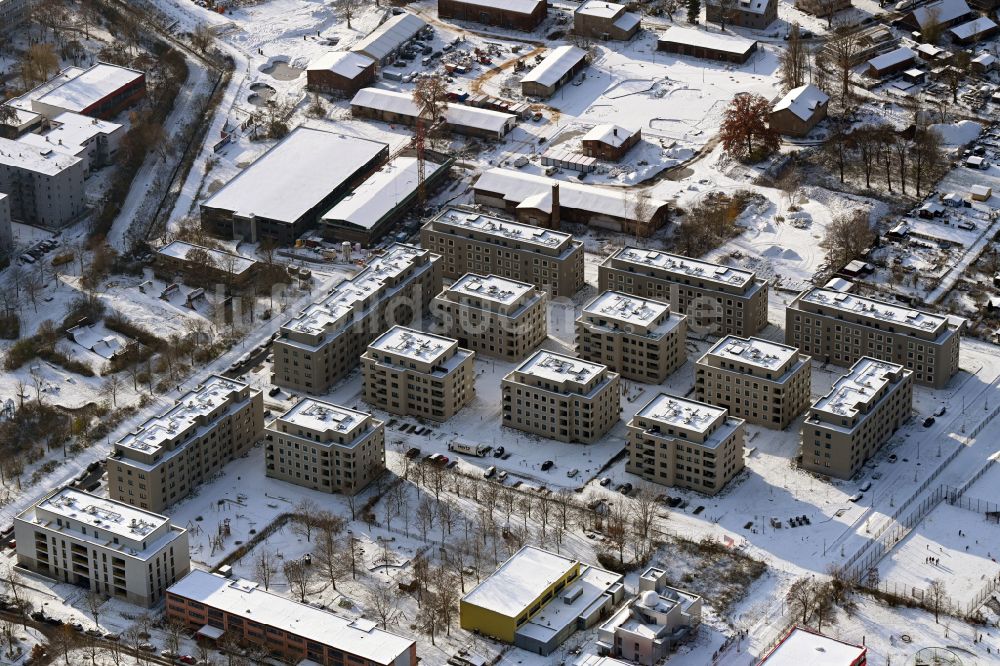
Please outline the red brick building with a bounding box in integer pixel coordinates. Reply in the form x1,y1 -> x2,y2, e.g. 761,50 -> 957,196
438,0 -> 547,31
307,52 -> 376,96
581,123 -> 641,161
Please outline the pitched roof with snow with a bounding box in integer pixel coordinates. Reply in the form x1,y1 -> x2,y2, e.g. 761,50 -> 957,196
866,46 -> 916,72
521,45 -> 588,88
34,63 -> 144,114
576,0 -> 626,18
308,51 -> 374,78
474,168 -> 667,222
909,0 -> 971,29
658,25 -> 758,55
321,156 -> 443,230
948,16 -> 997,41
350,13 -> 426,62
449,0 -> 544,13
351,88 -> 515,134
771,84 -> 829,121
582,123 -> 640,148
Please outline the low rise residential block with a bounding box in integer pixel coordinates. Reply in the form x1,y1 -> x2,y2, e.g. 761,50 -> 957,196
265,399 -> 384,495
0,135 -> 86,229
695,336 -> 811,429
576,291 -> 687,383
460,545 -> 625,656
433,273 -> 548,360
598,248 -> 769,338
502,350 -> 621,443
786,285 -> 961,388
15,487 -> 189,607
799,357 -> 913,480
361,326 -> 475,421
109,376 -> 263,513
626,393 -> 746,495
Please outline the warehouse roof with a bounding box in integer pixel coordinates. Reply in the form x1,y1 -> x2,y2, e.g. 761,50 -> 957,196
351,88 -> 515,134
447,0 -> 544,13
308,51 -> 374,78
322,156 -> 442,230
351,13 -> 426,62
462,546 -> 578,617
522,46 -> 587,87
34,63 -> 143,114
658,25 -> 757,55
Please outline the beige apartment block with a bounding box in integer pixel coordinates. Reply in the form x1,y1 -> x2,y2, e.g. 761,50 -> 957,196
502,350 -> 621,443
576,291 -> 687,383
695,336 -> 812,430
361,326 -> 475,421
800,357 -> 913,480
108,376 -> 263,513
598,248 -> 768,338
273,244 -> 442,394
433,273 -> 548,360
14,487 -> 189,607
420,205 -> 585,297
626,393 -> 745,495
786,286 -> 961,389
265,399 -> 384,495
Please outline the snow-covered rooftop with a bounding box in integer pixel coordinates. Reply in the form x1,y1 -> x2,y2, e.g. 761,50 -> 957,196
475,168 -> 667,222
449,273 -> 535,305
203,126 -> 387,224
278,398 -> 371,435
369,325 -> 456,363
867,47 -> 916,72
0,135 -> 82,175
813,358 -> 905,418
658,26 -> 757,55
612,248 -> 756,289
948,16 -> 997,40
35,487 -> 168,541
116,376 -> 249,454
515,350 -> 606,384
321,156 -> 441,230
462,546 -> 579,617
42,111 -> 120,147
731,0 -> 771,14
576,0 -> 626,18
168,571 -> 415,664
521,45 -> 587,88
635,393 -> 727,436
973,52 -> 997,67
772,84 -> 829,122
307,51 -> 374,78
909,0 -> 971,30
350,13 -> 426,62
581,123 -> 639,148
705,335 -> 799,370
799,287 -> 948,334
583,291 -> 669,326
760,627 -> 866,665
157,240 -> 256,275
448,0 -> 544,14
34,63 -> 143,114
433,206 -> 575,249
351,88 -> 515,134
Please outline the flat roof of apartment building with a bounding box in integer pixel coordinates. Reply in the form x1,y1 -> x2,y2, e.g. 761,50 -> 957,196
796,287 -> 949,335
430,206 -> 576,252
705,336 -> 800,370
582,291 -> 673,327
277,399 -> 373,436
449,273 -> 536,306
515,350 -> 607,385
0,135 -> 82,175
26,487 -> 168,542
116,376 -> 248,455
369,326 -> 458,364
609,248 -> 757,291
203,126 -> 387,224
813,357 -> 906,419
635,393 -> 728,437
34,63 -> 143,114
169,570 -> 415,664
462,545 -> 578,617
283,244 -> 430,339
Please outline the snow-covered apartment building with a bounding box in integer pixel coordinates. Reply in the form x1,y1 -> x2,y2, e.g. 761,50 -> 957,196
576,291 -> 687,383
460,545 -> 625,656
626,393 -> 746,495
272,244 -> 442,393
599,248 -> 769,338
265,399 -> 385,495
420,206 -> 584,297
15,487 -> 190,607
432,273 -> 549,361
695,336 -> 812,430
361,325 -> 475,421
108,376 -> 263,513
200,126 -> 389,245
0,135 -> 86,229
799,357 -> 913,480
0,0 -> 36,29
502,350 -> 621,444
167,570 -> 417,666
785,285 -> 961,388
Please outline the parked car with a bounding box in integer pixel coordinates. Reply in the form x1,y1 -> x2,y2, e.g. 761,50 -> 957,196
405,447 -> 421,459
566,468 -> 579,478
599,477 -> 611,487
888,454 -> 898,463
860,481 -> 872,492
268,387 -> 281,397
541,460 -> 554,471
493,446 -> 505,458
497,470 -> 508,481
923,416 -> 936,427
848,493 -> 863,502
484,466 -> 496,479
617,482 -> 633,494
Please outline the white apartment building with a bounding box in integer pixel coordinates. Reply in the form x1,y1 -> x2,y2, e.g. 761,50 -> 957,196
626,393 -> 746,495
361,326 -> 476,421
598,248 -> 768,338
0,135 -> 86,229
420,205 -> 585,297
273,244 -> 442,393
800,357 -> 913,480
14,487 -> 190,607
576,291 -> 687,383
266,399 -> 385,495
786,286 -> 961,389
695,336 -> 812,429
109,376 -> 263,513
0,0 -> 37,29
16,111 -> 123,173
502,350 -> 621,443
433,273 -> 548,360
